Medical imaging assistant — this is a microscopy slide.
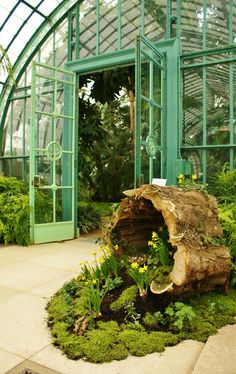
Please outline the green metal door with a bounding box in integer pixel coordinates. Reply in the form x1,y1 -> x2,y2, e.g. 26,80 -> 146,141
135,35 -> 166,187
30,62 -> 76,244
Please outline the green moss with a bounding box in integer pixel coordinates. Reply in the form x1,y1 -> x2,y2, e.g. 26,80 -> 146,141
74,287 -> 90,317
47,293 -> 75,327
142,312 -> 159,327
81,329 -> 128,363
97,320 -> 121,332
110,285 -> 138,312
48,270 -> 236,363
119,330 -> 166,356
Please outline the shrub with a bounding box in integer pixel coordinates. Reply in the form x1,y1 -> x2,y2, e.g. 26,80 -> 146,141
77,202 -> 101,233
0,176 -> 30,245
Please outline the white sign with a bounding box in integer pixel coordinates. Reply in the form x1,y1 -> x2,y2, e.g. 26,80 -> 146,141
152,178 -> 167,186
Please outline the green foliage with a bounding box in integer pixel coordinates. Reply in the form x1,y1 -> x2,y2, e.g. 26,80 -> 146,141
142,311 -> 165,327
77,202 -> 101,233
0,176 -> 30,245
78,68 -> 134,202
218,203 -> 236,284
86,279 -> 108,317
165,302 -> 196,330
148,231 -> 173,268
209,165 -> 236,204
128,263 -> 151,296
123,301 -> 141,326
110,285 -> 138,312
0,44 -> 14,84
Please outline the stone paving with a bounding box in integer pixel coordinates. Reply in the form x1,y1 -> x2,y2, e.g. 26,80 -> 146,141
0,233 -> 235,374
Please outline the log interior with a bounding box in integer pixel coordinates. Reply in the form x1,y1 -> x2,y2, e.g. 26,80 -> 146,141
113,198 -> 167,251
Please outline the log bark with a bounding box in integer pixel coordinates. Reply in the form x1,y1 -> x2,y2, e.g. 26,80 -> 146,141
104,184 -> 231,295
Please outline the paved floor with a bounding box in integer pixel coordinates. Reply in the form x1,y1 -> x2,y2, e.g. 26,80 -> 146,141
0,233 -> 234,374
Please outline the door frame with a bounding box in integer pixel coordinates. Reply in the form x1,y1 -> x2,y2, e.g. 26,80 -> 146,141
64,37 -> 179,236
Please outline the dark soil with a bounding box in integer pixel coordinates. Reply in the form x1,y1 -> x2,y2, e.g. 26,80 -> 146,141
101,269 -> 173,329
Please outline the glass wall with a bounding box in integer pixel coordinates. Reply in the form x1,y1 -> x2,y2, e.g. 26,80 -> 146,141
1,0 -> 236,184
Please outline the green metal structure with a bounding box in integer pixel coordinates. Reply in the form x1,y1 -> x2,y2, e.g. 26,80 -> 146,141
0,1 -> 236,243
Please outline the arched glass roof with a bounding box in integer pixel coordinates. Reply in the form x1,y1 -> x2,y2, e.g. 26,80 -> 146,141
0,0 -> 77,91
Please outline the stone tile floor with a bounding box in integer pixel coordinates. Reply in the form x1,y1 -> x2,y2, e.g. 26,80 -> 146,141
0,233 -> 235,374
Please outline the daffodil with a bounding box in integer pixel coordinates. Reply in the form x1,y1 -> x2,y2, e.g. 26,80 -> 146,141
114,244 -> 119,251
92,279 -> 97,284
99,257 -> 105,264
105,245 -> 110,252
131,262 -> 139,269
152,231 -> 158,240
98,246 -> 104,251
192,174 -> 198,181
139,266 -> 147,273
81,275 -> 86,281
90,251 -> 97,256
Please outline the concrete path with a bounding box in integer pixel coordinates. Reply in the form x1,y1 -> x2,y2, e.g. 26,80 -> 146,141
0,233 -> 234,374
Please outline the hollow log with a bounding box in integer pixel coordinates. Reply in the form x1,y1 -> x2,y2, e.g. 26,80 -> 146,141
104,184 -> 231,295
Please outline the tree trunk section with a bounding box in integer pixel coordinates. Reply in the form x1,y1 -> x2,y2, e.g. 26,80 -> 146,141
104,185 -> 231,295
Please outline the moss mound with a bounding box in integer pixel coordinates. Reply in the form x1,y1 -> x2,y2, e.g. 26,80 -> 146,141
47,275 -> 236,363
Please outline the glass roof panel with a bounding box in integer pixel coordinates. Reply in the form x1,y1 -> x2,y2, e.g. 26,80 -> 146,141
0,0 -> 63,88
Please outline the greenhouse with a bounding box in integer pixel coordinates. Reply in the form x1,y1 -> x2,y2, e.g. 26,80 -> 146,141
0,0 -> 236,244
0,2 -> 236,373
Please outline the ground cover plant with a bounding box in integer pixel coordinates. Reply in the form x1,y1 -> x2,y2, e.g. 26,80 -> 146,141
47,234 -> 236,363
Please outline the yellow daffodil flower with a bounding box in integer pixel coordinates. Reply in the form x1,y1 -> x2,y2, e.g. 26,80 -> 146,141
131,262 -> 139,269
114,244 -> 119,251
92,279 -> 97,284
90,251 -> 97,256
192,174 -> 198,181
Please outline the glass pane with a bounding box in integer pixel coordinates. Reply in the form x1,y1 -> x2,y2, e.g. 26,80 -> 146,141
12,159 -> 22,179
153,63 -> 162,104
40,34 -> 54,65
181,1 -> 204,52
35,155 -> 53,186
58,188 -> 72,222
206,0 -> 229,49
183,68 -> 203,146
206,148 -> 229,184
61,122 -> 73,151
25,98 -> 31,157
61,154 -> 72,186
153,152 -> 161,179
183,149 -> 203,181
2,104 -> 11,156
35,78 -> 55,113
206,64 -> 230,145
35,189 -> 53,224
141,59 -> 149,98
122,0 -> 141,49
12,100 -> 24,156
141,99 -> 149,140
140,147 -> 149,184
79,0 -> 97,58
37,115 -> 53,149
100,0 -> 118,54
153,108 -> 161,147
144,0 -> 166,42
55,18 -> 68,67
